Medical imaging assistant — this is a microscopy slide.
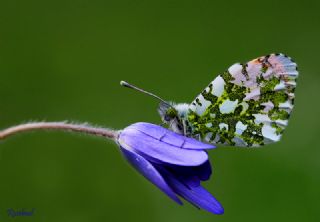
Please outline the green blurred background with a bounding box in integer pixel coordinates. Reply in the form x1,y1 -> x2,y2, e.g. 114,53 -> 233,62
0,0 -> 319,221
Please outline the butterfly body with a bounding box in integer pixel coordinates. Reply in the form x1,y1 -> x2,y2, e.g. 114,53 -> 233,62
158,53 -> 298,147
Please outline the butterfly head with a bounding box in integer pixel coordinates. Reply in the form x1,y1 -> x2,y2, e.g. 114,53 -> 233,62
158,102 -> 190,134
158,102 -> 177,123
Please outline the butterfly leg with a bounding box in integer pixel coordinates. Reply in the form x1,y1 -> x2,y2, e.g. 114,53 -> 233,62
196,134 -> 202,142
182,120 -> 188,136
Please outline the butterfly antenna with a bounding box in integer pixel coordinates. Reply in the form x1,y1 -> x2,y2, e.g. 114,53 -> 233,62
120,81 -> 171,106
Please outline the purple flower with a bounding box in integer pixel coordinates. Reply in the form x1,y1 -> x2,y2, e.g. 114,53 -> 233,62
117,122 -> 224,215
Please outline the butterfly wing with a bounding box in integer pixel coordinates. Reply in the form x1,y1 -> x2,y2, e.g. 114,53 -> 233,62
187,53 -> 298,147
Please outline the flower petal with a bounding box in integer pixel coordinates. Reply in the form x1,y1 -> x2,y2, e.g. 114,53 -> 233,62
119,128 -> 208,166
129,122 -> 167,140
120,147 -> 182,205
129,122 -> 215,150
169,160 -> 212,185
159,168 -> 224,215
194,160 -> 212,181
180,175 -> 201,188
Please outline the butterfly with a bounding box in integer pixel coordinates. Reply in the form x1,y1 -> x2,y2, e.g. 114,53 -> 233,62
121,53 -> 298,147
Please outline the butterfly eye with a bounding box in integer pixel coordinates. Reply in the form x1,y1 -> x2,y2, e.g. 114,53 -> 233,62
166,108 -> 177,118
164,115 -> 171,121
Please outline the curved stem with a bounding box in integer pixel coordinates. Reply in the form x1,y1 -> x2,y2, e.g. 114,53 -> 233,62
0,122 -> 119,141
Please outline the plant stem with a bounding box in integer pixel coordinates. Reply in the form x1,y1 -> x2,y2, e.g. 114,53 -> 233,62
0,122 -> 118,141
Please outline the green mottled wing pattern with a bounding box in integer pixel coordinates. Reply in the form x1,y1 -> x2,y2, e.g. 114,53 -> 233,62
187,54 -> 298,147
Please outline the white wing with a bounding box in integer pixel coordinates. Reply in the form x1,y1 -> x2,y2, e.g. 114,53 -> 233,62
187,53 -> 298,147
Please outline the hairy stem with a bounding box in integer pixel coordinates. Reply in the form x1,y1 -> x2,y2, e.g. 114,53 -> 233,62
0,122 -> 118,141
